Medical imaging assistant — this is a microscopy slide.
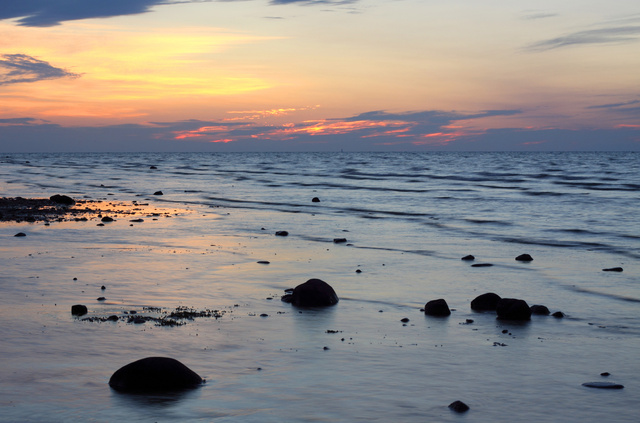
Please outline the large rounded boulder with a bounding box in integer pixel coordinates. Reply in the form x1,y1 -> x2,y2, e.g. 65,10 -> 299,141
496,298 -> 531,321
470,292 -> 501,311
109,357 -> 203,392
282,278 -> 339,307
424,298 -> 451,316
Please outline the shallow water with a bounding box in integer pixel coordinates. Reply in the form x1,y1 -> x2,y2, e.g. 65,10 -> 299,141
1,152 -> 639,422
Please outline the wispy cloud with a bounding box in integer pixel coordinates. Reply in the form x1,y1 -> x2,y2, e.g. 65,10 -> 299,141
520,11 -> 558,20
0,0 -> 359,27
0,54 -> 80,85
528,24 -> 640,51
587,99 -> 640,110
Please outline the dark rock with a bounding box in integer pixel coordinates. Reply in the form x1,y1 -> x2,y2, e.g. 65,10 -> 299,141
101,285 -> 106,290
109,357 -> 203,392
515,253 -> 533,262
130,218 -> 144,223
101,216 -> 114,222
471,263 -> 493,267
602,267 -> 623,272
97,297 -> 106,301
275,230 -> 289,236
461,255 -> 475,261
149,166 -> 157,170
496,298 -> 531,321
311,197 -> 320,203
153,191 -> 163,196
257,260 -> 270,264
582,382 -> 624,389
71,304 -> 88,316
14,232 -> 26,237
400,318 -> 410,323
107,315 -> 119,321
283,278 -> 339,307
355,269 -> 362,273
49,194 -> 75,205
601,372 -> 611,377
333,238 -> 347,243
471,293 -> 502,311
530,304 -> 550,315
424,298 -> 451,316
448,400 -> 470,413
552,311 -> 565,318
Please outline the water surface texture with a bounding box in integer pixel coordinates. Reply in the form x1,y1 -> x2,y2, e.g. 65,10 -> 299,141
1,152 -> 638,422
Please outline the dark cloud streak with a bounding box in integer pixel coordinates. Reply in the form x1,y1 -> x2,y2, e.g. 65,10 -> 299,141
528,25 -> 640,51
0,54 -> 81,85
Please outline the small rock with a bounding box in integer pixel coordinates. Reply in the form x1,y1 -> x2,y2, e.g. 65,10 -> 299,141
471,293 -> 502,311
600,372 -> 611,377
333,238 -> 347,243
109,357 -> 203,392
130,219 -> 144,223
153,191 -> 163,196
602,267 -> 623,272
552,311 -> 565,318
97,297 -> 106,301
257,260 -> 270,264
355,269 -> 362,273
530,305 -> 550,315
448,400 -> 470,413
461,255 -> 475,261
260,314 -> 269,317
283,278 -> 339,307
149,166 -> 158,170
101,216 -> 114,222
582,382 -> 624,389
275,231 -> 289,236
515,253 -> 533,261
101,285 -> 106,290
14,232 -> 26,237
107,315 -> 119,321
471,263 -> 493,267
312,197 -> 320,202
400,318 -> 410,323
49,194 -> 75,205
71,304 -> 88,316
424,299 -> 451,317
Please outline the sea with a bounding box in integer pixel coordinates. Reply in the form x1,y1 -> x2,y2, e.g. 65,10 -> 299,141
0,152 -> 639,422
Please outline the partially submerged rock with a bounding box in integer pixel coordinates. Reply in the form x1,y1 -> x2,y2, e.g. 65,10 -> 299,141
471,292 -> 501,311
448,400 -> 470,413
461,255 -> 475,261
602,267 -> 623,272
424,298 -> 451,316
49,194 -> 75,205
530,304 -> 550,315
71,304 -> 88,316
281,278 -> 339,307
582,381 -> 624,389
496,298 -> 531,321
109,357 -> 203,392
515,253 -> 533,262
275,230 -> 289,236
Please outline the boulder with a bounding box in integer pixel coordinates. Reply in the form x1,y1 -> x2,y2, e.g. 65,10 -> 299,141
311,197 -> 320,203
515,254 -> 533,262
282,278 -> 339,307
333,238 -> 347,243
424,298 -> 451,316
153,191 -> 163,195
496,298 -> 531,320
530,304 -> 550,315
109,357 -> 203,392
471,293 -> 501,311
461,255 -> 475,261
275,230 -> 289,236
14,232 -> 26,237
552,311 -> 565,318
71,304 -> 88,316
50,194 -> 75,205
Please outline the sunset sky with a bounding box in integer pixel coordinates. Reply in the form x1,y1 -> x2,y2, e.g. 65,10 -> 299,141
1,0 -> 639,152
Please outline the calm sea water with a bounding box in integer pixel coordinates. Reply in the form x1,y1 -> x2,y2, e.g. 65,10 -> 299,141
1,152 -> 639,422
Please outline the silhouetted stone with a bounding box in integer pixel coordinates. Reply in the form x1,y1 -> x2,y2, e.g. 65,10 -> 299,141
107,315 -> 119,321
149,166 -> 158,170
312,197 -> 320,202
601,372 -> 611,377
275,231 -> 289,236
448,400 -> 470,413
471,263 -> 493,267
530,304 -> 550,315
109,357 -> 203,392
602,267 -> 623,272
424,298 -> 451,316
283,278 -> 339,307
496,298 -> 531,320
49,194 -> 75,205
333,238 -> 347,243
14,232 -> 26,237
257,260 -> 270,264
97,297 -> 106,301
153,191 -> 163,195
552,311 -> 565,318
71,304 -> 88,316
355,269 -> 362,273
582,382 -> 624,389
515,253 -> 533,261
461,255 -> 475,261
101,216 -> 114,222
471,293 -> 501,311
